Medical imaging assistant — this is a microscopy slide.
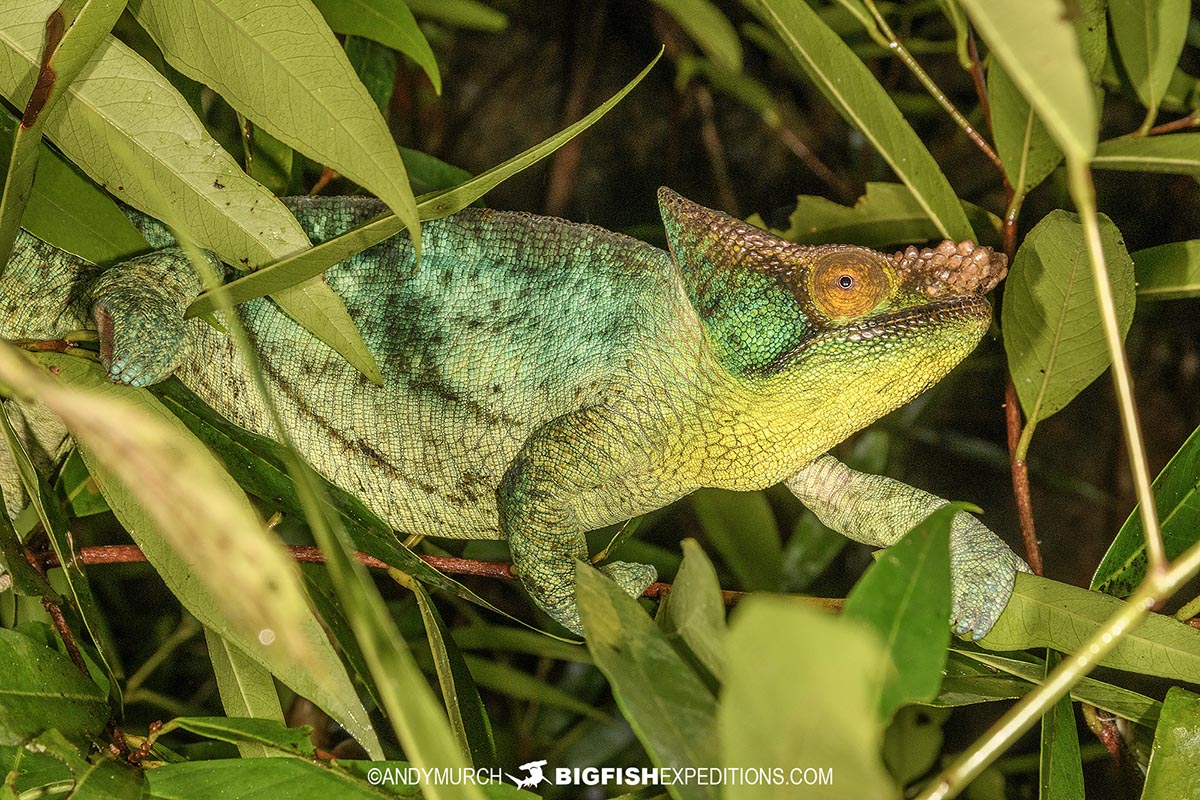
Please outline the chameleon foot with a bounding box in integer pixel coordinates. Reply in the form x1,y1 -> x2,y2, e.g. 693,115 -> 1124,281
599,560 -> 658,602
949,516 -> 1031,639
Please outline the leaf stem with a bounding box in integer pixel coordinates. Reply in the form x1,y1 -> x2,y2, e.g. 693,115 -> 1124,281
1066,159 -> 1164,575
859,0 -> 1004,173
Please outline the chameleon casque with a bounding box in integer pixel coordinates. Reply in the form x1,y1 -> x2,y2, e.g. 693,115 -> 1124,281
0,188 -> 1028,636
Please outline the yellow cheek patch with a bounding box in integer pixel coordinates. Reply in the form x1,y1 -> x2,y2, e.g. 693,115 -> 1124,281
807,251 -> 894,319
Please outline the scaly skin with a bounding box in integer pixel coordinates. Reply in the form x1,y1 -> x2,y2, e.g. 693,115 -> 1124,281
0,189 -> 1026,635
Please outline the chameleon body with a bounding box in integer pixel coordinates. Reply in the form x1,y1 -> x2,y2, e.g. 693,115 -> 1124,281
0,189 -> 1027,635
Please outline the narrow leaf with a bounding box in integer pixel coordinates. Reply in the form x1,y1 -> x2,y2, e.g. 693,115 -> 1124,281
154,716 -> 314,757
1093,133 -> 1200,175
744,0 -> 973,240
691,488 -> 781,591
988,63 -> 1062,196
577,563 -> 720,800
205,628 -> 285,759
957,0 -> 1097,161
186,50 -> 662,316
403,0 -> 507,32
1039,652 -> 1085,799
1092,423 -> 1200,596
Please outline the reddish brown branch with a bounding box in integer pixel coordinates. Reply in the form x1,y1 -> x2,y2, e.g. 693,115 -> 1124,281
1005,379 -> 1043,575
34,544 -> 760,606
1145,111 -> 1200,136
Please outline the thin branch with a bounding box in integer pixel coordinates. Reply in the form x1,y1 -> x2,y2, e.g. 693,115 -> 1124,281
1004,379 -> 1042,575
34,543 -> 758,607
1146,110 -> 1200,136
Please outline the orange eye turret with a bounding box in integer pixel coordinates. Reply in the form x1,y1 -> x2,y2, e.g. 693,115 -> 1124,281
807,251 -> 894,319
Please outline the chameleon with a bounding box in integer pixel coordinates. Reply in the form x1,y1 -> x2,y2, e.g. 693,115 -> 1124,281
0,188 -> 1028,636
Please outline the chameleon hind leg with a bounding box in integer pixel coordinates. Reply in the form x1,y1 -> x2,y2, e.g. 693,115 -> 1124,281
88,248 -> 222,387
498,406 -> 664,635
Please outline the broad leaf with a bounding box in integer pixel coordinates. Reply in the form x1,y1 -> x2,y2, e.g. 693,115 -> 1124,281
657,539 -> 726,682
1141,686 -> 1200,798
843,505 -> 954,721
980,573 -> 1200,683
1003,210 -> 1135,445
958,0 -> 1097,161
988,63 -> 1062,196
720,597 -> 895,799
0,627 -> 107,746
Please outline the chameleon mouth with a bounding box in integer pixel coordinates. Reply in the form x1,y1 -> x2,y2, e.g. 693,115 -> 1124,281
833,294 -> 991,344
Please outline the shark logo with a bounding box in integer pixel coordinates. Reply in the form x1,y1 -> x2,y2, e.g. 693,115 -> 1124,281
506,759 -> 549,789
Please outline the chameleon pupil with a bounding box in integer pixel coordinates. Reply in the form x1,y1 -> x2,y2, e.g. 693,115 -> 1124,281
838,275 -> 854,289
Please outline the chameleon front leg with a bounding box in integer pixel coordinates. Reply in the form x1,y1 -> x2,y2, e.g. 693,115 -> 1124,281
785,453 -> 1029,639
498,406 -> 663,635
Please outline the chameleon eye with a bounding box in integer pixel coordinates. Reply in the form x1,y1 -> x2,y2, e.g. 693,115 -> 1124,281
808,251 -> 893,318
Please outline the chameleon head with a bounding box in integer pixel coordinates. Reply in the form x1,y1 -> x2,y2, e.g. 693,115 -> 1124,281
658,188 -> 1006,448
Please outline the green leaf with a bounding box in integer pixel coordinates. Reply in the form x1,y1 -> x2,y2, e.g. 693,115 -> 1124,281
843,505 -> 954,721
403,0 -> 507,32
186,49 -> 662,316
451,625 -> 591,664
129,0 -> 420,247
1002,210 -> 1136,445
1039,652 -> 1085,800
988,63 -> 1063,196
56,449 -> 109,517
577,562 -> 720,800
720,597 -> 895,799
0,402 -> 123,703
0,0 -> 127,271
691,488 -> 781,591
1109,0 -> 1190,128
954,649 -> 1161,728
0,107 -> 146,264
883,706 -> 948,787
142,759 -> 386,800
779,511 -> 847,593
657,539 -> 726,682
1093,133 -> 1200,175
204,629 -> 285,759
0,2 -> 382,383
18,351 -> 381,758
311,0 -> 440,93
405,578 -> 496,766
749,183 -> 999,249
154,716 -> 314,758
345,35 -> 397,113
744,0 -> 973,241
1133,240 -> 1200,299
1141,686 -> 1200,798
650,0 -> 742,72
957,0 -> 1097,161
979,573 -> 1200,683
1075,0 -> 1109,82
0,627 -> 107,746
1092,423 -> 1200,596
461,655 -> 606,721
